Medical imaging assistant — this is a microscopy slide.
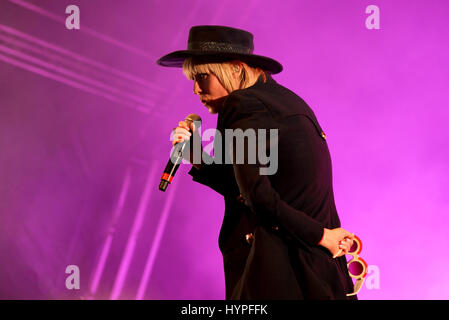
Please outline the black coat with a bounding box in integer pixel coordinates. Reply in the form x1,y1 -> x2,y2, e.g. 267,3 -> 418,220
188,73 -> 355,300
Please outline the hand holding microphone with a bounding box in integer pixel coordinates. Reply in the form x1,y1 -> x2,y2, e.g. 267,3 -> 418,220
159,114 -> 202,192
172,120 -> 195,147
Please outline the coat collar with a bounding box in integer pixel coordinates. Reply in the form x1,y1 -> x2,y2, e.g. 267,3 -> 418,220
213,72 -> 275,160
216,72 -> 274,126
253,72 -> 274,87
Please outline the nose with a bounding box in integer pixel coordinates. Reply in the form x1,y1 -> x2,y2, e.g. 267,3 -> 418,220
193,81 -> 202,95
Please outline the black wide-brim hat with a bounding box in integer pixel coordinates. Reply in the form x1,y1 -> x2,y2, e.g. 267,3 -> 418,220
156,25 -> 283,74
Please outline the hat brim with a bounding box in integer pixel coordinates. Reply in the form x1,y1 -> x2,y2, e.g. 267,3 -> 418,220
157,50 -> 283,74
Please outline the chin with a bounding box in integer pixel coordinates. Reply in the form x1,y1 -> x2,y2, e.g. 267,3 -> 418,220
207,107 -> 218,114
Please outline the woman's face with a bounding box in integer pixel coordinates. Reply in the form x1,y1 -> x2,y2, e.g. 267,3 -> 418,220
193,72 -> 229,114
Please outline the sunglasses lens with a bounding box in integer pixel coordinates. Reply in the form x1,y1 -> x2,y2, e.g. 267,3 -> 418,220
348,260 -> 364,277
349,239 -> 359,253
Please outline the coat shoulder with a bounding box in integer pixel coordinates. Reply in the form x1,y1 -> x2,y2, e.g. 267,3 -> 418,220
219,90 -> 270,130
223,89 -> 268,114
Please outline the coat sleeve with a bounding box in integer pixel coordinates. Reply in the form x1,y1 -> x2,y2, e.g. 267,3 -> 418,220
221,93 -> 325,247
188,152 -> 240,197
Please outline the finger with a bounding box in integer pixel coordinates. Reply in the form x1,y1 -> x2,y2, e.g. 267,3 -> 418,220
173,133 -> 191,142
346,238 -> 354,250
172,139 -> 187,146
345,241 -> 351,253
338,239 -> 351,254
333,249 -> 342,259
339,242 -> 349,254
172,137 -> 185,146
174,127 -> 192,137
339,229 -> 354,241
179,121 -> 190,131
345,238 -> 352,249
172,133 -> 191,145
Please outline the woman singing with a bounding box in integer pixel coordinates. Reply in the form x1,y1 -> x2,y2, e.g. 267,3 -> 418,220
157,25 -> 356,300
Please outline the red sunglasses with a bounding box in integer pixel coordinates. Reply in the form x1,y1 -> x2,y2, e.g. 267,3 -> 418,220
346,235 -> 368,297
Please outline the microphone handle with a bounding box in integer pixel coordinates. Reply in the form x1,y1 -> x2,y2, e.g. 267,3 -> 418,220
159,141 -> 188,191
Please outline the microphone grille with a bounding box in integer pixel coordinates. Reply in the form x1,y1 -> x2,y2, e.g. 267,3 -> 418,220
185,113 -> 202,123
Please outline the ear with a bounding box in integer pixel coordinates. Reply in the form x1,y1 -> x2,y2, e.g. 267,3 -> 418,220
230,60 -> 243,80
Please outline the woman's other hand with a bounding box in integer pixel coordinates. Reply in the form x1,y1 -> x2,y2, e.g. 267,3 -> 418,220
318,227 -> 354,258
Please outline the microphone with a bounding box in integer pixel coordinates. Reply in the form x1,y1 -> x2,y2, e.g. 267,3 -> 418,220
159,113 -> 202,192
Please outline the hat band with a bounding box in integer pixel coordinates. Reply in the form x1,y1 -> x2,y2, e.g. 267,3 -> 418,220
187,41 -> 253,54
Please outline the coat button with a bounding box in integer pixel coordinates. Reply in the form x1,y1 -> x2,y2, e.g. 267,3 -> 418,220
245,233 -> 254,245
272,225 -> 279,231
320,131 -> 326,140
237,194 -> 246,204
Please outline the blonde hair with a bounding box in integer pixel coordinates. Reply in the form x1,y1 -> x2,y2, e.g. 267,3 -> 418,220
182,57 -> 266,93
